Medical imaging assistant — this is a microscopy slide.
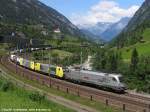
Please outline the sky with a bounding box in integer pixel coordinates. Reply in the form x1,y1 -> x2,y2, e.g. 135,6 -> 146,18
39,0 -> 144,27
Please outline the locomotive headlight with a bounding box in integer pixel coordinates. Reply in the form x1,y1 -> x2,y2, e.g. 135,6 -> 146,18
120,83 -> 127,90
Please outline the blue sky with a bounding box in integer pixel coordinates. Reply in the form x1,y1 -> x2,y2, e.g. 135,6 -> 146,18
39,0 -> 144,27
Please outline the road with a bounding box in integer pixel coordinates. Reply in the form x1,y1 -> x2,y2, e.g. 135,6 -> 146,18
82,55 -> 92,70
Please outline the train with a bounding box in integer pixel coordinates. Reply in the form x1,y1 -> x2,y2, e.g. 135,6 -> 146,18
10,53 -> 127,93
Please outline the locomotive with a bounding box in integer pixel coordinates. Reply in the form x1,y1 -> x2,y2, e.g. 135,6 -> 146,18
10,54 -> 127,92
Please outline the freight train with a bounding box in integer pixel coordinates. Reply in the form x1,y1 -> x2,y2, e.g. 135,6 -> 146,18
10,53 -> 127,92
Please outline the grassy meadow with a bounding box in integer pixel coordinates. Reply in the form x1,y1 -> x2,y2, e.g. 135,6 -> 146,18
0,78 -> 75,112
114,28 -> 150,62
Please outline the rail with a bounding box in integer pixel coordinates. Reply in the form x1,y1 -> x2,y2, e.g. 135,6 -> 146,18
0,55 -> 150,112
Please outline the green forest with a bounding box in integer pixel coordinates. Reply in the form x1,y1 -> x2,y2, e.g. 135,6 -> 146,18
93,46 -> 150,93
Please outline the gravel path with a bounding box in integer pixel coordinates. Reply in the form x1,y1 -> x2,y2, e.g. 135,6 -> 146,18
82,55 -> 92,70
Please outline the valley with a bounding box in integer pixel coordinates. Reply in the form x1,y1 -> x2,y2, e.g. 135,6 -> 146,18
0,0 -> 150,112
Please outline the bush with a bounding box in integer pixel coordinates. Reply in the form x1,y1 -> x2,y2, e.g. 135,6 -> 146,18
29,91 -> 45,103
0,81 -> 14,92
0,79 -> 4,87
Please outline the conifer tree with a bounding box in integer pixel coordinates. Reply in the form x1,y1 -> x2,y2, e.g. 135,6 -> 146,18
130,48 -> 139,72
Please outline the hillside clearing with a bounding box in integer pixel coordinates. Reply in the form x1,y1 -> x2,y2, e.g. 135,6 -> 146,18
114,28 -> 150,62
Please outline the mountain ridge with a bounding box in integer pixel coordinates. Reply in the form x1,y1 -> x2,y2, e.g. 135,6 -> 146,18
79,17 -> 130,41
79,22 -> 112,38
112,0 -> 150,47
0,0 -> 84,37
124,0 -> 150,32
101,17 -> 130,41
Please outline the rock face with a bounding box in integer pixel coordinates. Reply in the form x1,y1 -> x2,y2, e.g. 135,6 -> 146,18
0,0 -> 83,37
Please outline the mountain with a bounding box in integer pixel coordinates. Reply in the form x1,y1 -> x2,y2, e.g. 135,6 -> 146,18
86,22 -> 112,36
101,17 -> 131,41
79,22 -> 112,39
79,18 -> 130,41
0,0 -> 83,37
80,29 -> 104,42
123,0 -> 150,32
112,0 -> 150,47
80,29 -> 98,39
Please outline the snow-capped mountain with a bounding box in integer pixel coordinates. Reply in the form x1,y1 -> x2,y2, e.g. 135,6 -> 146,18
79,17 -> 130,41
101,17 -> 131,41
86,22 -> 113,36
79,22 -> 112,40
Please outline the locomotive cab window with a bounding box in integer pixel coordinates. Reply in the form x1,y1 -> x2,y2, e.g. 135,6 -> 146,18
51,67 -> 56,71
112,77 -> 117,82
119,76 -> 124,82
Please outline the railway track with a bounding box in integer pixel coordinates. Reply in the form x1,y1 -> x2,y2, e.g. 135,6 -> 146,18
0,55 -> 99,112
1,55 -> 150,112
125,92 -> 150,102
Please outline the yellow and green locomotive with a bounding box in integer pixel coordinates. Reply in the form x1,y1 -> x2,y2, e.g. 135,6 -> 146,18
11,55 -> 64,78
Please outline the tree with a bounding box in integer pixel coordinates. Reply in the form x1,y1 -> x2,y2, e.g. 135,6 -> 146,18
95,49 -> 107,70
137,56 -> 150,79
51,53 -> 59,64
130,48 -> 139,72
33,52 -> 41,60
107,51 -> 118,72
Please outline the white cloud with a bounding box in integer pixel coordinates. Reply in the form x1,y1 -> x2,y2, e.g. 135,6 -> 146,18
70,0 -> 140,28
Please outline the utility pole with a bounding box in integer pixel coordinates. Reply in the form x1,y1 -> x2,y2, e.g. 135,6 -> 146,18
48,50 -> 51,76
49,52 -> 50,65
49,49 -> 51,66
80,47 -> 83,70
42,48 -> 44,63
16,41 -> 19,73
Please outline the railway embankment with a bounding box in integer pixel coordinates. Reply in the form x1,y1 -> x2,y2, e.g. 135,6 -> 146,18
0,55 -> 150,112
0,55 -> 117,112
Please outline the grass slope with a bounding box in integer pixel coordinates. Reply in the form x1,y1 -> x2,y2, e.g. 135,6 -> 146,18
50,50 -> 73,59
0,62 -> 120,112
115,28 -> 150,62
0,44 -> 8,55
0,79 -> 74,112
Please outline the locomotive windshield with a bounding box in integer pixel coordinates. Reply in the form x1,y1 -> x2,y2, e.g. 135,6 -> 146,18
119,76 -> 124,82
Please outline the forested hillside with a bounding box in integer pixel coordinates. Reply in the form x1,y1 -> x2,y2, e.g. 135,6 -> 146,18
112,0 -> 150,48
93,0 -> 150,93
0,0 -> 84,40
